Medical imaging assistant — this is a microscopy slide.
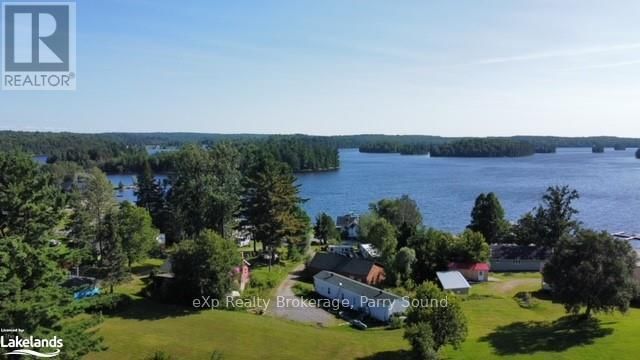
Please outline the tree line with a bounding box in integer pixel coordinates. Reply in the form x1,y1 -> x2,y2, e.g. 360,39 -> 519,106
0,142 -> 312,357
0,131 -> 339,173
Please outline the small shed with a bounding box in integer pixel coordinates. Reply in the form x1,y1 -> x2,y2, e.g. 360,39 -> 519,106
436,271 -> 471,295
448,262 -> 490,282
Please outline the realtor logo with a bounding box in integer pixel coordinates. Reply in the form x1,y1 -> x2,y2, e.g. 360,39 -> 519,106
2,1 -> 76,90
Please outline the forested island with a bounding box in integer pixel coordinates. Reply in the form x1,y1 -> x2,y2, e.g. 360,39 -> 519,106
0,132 -> 339,174
592,144 -> 605,153
2,131 -> 639,166
636,148 -> 640,159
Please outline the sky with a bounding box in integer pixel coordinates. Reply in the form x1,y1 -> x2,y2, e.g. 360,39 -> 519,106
2,0 -> 640,136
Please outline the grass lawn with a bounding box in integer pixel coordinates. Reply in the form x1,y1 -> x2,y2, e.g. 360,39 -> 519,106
85,271 -> 640,359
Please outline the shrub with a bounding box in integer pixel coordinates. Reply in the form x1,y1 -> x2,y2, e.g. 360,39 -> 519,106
387,315 -> 405,330
82,293 -> 132,314
145,351 -> 176,360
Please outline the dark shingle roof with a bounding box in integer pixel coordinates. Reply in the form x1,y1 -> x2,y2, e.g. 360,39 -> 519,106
314,270 -> 400,301
307,252 -> 381,277
490,244 -> 550,260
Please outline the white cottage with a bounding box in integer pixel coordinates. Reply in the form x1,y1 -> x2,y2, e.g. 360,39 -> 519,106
313,270 -> 407,322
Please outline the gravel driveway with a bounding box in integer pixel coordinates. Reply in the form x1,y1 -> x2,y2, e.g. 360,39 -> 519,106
265,263 -> 338,326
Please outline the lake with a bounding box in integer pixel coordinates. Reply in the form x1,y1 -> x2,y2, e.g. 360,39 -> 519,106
108,147 -> 640,234
296,148 -> 640,234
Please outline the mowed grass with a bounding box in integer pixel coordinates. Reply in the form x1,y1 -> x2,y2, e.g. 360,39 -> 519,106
85,272 -> 640,360
85,299 -> 407,360
444,272 -> 640,360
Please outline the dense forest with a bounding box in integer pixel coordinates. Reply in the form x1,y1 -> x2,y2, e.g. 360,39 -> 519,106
1,131 -> 639,167
0,132 -> 338,173
430,139 -> 535,157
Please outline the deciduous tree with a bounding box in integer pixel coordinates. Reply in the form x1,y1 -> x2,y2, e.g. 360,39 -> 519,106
404,282 -> 468,359
171,230 -> 240,301
542,229 -> 638,318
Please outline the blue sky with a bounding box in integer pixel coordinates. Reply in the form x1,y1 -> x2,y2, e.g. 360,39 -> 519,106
2,0 -> 640,136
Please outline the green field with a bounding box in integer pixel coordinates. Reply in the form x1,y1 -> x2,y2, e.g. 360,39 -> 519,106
85,272 -> 640,360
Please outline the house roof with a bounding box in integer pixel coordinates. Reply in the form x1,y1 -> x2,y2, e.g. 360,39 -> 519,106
436,271 -> 471,290
314,270 -> 400,302
336,213 -> 359,228
490,244 -> 550,260
308,252 -> 382,277
448,262 -> 490,271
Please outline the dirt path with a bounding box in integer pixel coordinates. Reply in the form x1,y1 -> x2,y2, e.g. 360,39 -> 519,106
265,262 -> 338,326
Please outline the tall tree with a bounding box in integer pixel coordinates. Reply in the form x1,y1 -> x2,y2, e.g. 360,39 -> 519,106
362,216 -> 398,265
451,230 -> 490,263
394,247 -> 417,285
542,230 -> 638,318
408,228 -> 455,283
117,202 -> 159,269
404,282 -> 468,359
0,152 -> 64,242
370,195 -> 423,232
515,185 -> 580,248
240,152 -> 308,266
70,167 -> 117,259
168,144 -> 241,239
313,212 -> 338,244
0,152 -> 101,358
171,230 -> 240,301
467,192 -> 509,243
97,210 -> 129,293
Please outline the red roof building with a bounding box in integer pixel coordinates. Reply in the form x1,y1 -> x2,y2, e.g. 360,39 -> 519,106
448,262 -> 490,282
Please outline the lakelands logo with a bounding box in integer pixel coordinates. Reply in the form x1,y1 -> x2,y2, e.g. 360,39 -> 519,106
1,1 -> 76,90
1,329 -> 63,358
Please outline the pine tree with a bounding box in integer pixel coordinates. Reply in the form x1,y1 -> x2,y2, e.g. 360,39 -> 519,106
468,192 -> 508,243
97,211 -> 129,293
240,152 -> 308,268
0,152 -> 102,358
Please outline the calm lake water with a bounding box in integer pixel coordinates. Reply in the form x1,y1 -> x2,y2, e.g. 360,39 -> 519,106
107,147 -> 640,234
296,148 -> 640,234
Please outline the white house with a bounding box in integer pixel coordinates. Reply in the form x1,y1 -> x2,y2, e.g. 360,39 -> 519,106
313,270 -> 408,322
337,213 -> 359,239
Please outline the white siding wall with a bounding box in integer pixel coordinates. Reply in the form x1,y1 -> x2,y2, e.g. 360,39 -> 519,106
313,277 -> 406,322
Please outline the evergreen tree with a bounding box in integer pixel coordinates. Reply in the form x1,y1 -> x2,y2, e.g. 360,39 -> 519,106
0,152 -> 102,358
313,212 -> 338,244
168,144 -> 241,239
0,152 -> 64,242
97,211 -> 129,293
467,192 -> 509,243
240,152 -> 308,267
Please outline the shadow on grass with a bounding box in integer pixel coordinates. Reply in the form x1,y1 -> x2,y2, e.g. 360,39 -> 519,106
111,297 -> 198,321
480,315 -> 614,355
356,350 -> 412,360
